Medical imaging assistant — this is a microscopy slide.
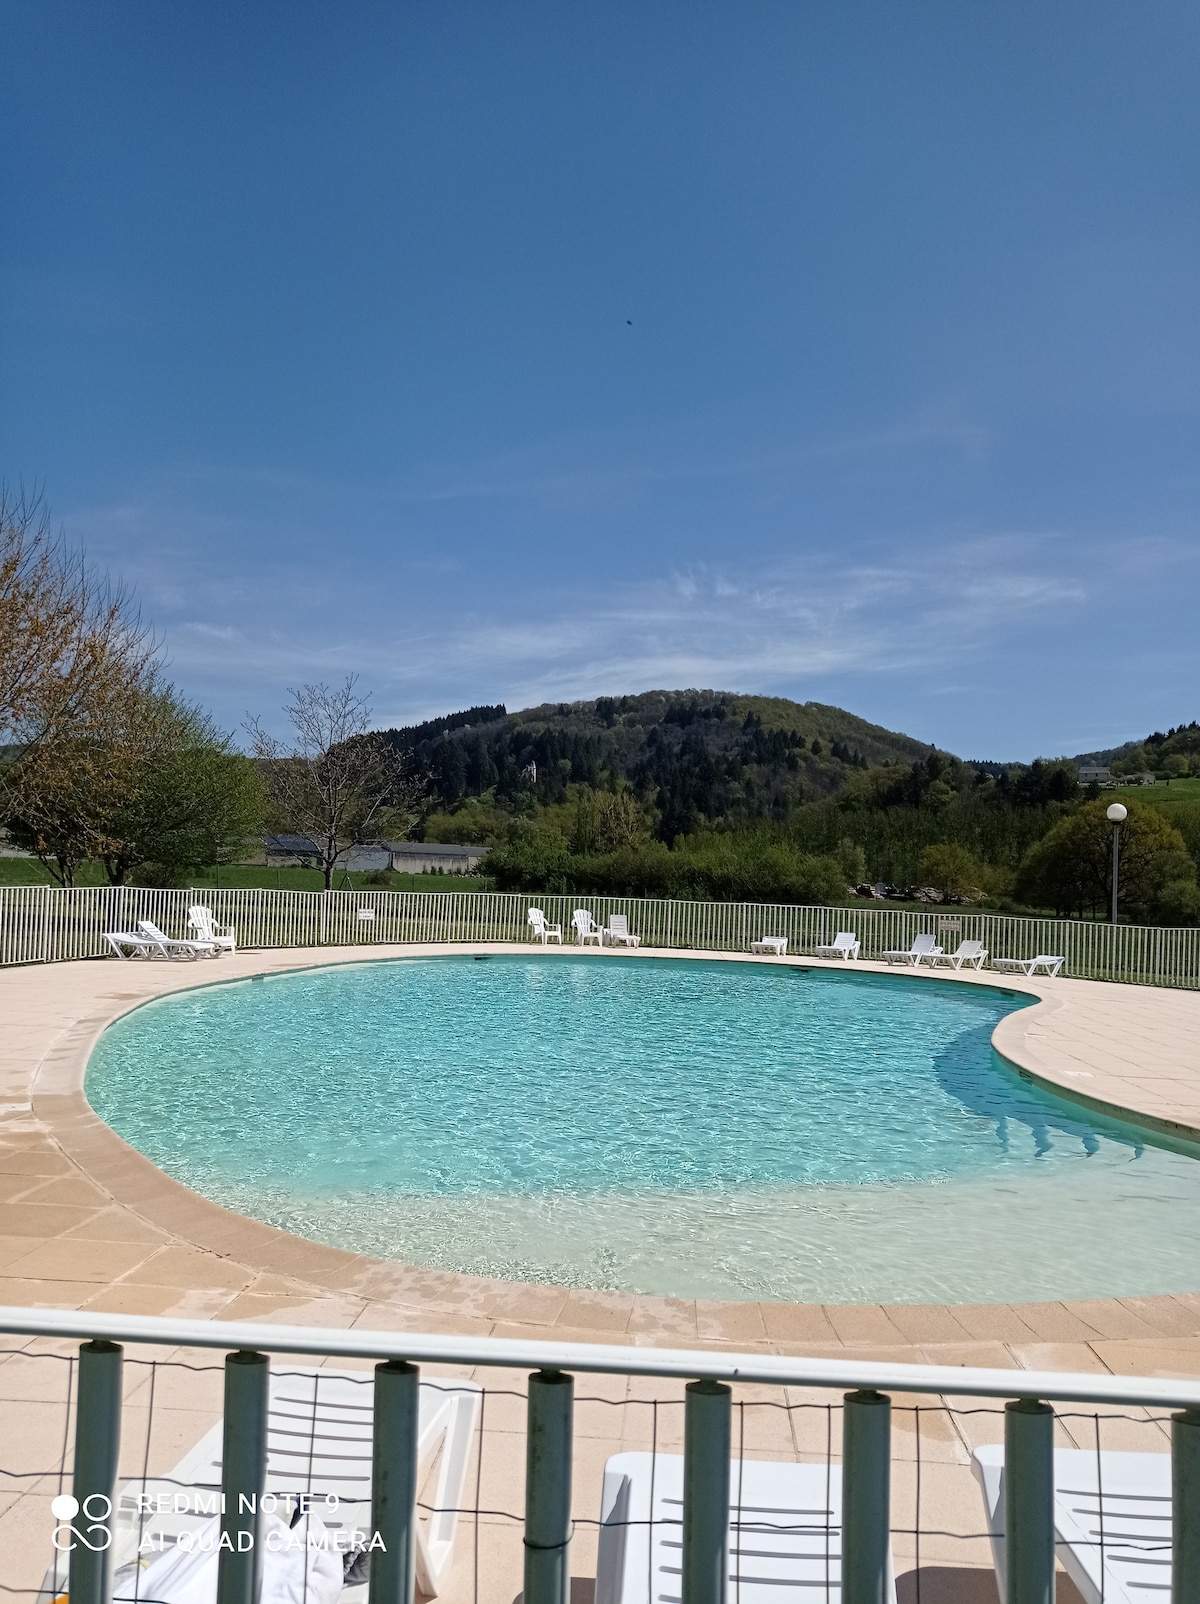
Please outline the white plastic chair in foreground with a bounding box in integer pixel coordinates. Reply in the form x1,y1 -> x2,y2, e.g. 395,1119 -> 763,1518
972,1442 -> 1171,1604
992,954 -> 1065,977
922,938 -> 988,970
528,907 -> 563,944
603,914 -> 641,948
136,918 -> 220,959
187,903 -> 237,953
43,1365 -> 481,1602
814,932 -> 860,961
573,908 -> 604,946
596,1451 -> 896,1604
882,933 -> 942,966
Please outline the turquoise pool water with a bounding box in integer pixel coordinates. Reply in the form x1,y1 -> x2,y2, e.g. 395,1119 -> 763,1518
86,956 -> 1200,1303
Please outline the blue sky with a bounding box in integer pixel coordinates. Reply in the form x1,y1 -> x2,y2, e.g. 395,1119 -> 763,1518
3,1 -> 1197,760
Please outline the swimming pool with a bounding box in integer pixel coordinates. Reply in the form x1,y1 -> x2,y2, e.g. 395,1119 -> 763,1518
86,955 -> 1200,1304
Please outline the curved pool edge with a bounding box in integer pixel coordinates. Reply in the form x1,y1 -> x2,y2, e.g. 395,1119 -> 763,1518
7,942 -> 1200,1357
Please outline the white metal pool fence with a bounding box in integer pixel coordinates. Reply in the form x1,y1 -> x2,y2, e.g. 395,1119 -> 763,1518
2,884 -> 1199,989
5,1304 -> 1200,1604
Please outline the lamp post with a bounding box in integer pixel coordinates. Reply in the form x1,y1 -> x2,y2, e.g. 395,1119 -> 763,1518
1107,802 -> 1128,924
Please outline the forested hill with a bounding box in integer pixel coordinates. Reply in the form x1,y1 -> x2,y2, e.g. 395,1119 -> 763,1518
378,691 -> 935,838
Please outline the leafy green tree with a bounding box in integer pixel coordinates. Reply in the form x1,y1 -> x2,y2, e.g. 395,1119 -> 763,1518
1112,745 -> 1150,777
1015,799 -> 1198,922
835,836 -> 868,885
5,682 -> 264,885
918,843 -> 982,902
111,741 -> 265,885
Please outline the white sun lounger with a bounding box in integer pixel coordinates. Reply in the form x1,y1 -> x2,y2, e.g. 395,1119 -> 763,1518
596,1451 -> 896,1604
814,933 -> 860,961
922,939 -> 988,970
991,954 -> 1065,977
603,914 -> 641,948
136,919 -> 220,959
528,907 -> 563,944
750,936 -> 788,956
972,1443 -> 1172,1604
882,933 -> 942,966
187,903 -> 237,953
573,909 -> 604,946
103,929 -> 175,960
41,1365 -> 481,1602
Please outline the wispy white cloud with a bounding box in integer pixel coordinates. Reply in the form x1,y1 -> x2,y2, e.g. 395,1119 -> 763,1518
146,531 -> 1090,732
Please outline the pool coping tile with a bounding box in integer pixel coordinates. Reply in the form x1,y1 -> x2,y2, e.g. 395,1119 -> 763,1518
1,942 -> 1199,1379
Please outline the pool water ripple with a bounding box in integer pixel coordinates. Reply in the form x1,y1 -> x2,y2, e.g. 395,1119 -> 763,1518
85,956 -> 1200,1304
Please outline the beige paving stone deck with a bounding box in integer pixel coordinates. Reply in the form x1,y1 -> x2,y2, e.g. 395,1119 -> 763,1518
1,942 -> 1199,1597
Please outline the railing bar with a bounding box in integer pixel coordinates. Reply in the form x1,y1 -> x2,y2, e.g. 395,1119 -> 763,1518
9,1307 -> 1200,1405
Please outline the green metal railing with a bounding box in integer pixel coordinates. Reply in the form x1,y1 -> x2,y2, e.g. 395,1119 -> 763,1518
7,1304 -> 1200,1604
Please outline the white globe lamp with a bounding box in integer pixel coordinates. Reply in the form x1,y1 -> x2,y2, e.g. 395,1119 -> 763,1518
1107,802 -> 1127,922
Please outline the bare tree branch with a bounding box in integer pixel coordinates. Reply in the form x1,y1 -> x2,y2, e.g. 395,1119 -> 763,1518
247,678 -> 426,888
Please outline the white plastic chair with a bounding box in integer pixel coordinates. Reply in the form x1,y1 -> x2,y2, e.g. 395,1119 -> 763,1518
814,933 -> 859,960
187,904 -> 237,953
973,1443 -> 1170,1604
528,907 -> 563,944
573,909 -> 604,946
603,914 -> 641,948
43,1366 -> 481,1602
597,1450 -> 896,1604
923,939 -> 987,970
991,954 -> 1065,977
882,933 -> 942,965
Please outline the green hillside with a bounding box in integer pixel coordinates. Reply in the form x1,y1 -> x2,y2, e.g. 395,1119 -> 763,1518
381,690 -> 935,841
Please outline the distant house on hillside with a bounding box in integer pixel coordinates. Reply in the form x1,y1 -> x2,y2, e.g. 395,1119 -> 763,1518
264,833 -> 321,864
387,842 -> 490,875
1077,765 -> 1111,784
263,836 -> 390,871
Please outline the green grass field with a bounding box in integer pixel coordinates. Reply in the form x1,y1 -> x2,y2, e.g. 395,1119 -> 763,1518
1110,777 -> 1200,800
0,858 -> 494,893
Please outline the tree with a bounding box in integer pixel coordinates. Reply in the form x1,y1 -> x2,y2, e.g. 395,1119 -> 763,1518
835,836 -> 868,885
5,679 -> 264,885
1015,798 -> 1199,922
919,843 -> 982,903
0,486 -> 151,755
247,678 -> 425,888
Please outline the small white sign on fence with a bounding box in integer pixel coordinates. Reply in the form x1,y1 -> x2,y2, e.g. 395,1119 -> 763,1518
356,908 -> 376,921
938,918 -> 962,931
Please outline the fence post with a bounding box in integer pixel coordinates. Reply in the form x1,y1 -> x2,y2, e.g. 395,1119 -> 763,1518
843,1388 -> 891,1604
683,1377 -> 732,1604
1005,1398 -> 1055,1604
525,1368 -> 574,1604
1173,1407 -> 1200,1604
217,1350 -> 269,1604
69,1339 -> 123,1604
370,1360 -> 421,1604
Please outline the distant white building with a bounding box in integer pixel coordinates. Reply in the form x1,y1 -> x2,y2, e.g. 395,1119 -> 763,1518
1077,766 -> 1111,784
386,842 -> 490,875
